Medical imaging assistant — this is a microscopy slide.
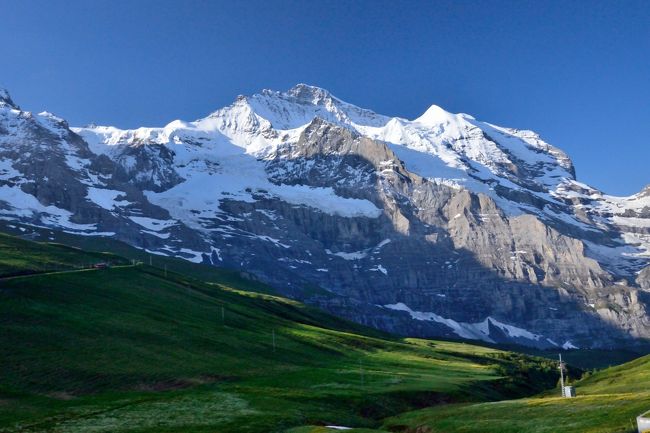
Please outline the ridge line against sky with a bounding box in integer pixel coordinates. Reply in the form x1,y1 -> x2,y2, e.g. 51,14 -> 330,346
1,0 -> 649,195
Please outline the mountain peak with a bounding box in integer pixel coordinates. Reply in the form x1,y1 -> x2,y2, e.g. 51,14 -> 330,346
286,83 -> 334,103
0,88 -> 17,109
638,184 -> 650,197
414,104 -> 458,125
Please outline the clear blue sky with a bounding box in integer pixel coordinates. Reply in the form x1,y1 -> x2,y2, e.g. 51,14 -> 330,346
2,0 -> 649,195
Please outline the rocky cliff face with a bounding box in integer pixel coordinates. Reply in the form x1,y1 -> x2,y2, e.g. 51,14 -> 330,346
0,84 -> 648,348
639,266 -> 650,290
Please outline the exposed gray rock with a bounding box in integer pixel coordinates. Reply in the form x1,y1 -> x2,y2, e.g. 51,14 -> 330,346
638,266 -> 650,290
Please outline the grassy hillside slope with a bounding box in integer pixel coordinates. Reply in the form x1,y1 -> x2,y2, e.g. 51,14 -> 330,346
0,233 -> 559,433
0,232 -> 128,278
382,350 -> 650,433
0,221 -> 279,294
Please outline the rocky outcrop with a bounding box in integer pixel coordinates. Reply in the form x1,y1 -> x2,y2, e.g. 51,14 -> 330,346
639,266 -> 650,290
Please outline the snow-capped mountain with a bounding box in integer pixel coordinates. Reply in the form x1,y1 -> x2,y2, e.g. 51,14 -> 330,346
1,84 -> 649,349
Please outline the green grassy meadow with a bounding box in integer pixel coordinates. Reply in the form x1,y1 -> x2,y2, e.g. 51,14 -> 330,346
0,232 -> 562,433
380,345 -> 650,433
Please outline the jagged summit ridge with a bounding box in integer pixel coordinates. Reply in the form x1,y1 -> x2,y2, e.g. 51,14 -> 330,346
68,84 -> 650,270
75,84 -> 575,192
285,83 -> 335,102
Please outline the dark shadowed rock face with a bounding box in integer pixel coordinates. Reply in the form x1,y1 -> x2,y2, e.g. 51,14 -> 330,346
1,85 -> 649,349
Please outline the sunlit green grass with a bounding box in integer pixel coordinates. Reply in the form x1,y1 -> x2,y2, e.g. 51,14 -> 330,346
382,352 -> 650,433
0,234 -> 559,433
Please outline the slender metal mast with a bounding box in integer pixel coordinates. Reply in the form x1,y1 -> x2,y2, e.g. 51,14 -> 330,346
559,353 -> 565,396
